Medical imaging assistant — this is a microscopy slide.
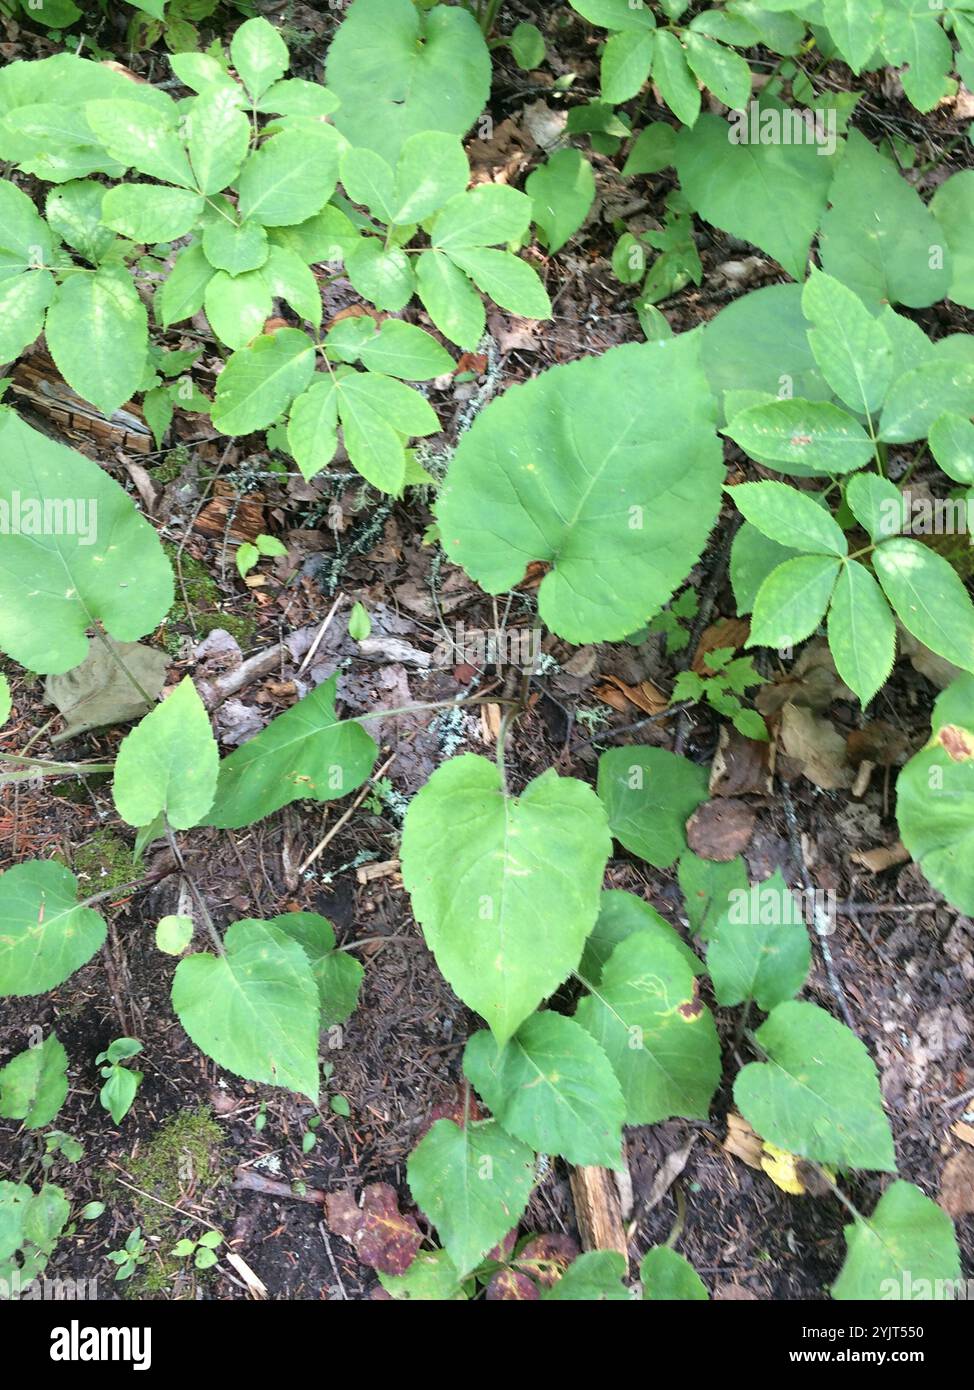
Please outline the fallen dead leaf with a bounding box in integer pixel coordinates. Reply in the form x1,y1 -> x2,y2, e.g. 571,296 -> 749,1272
951,1121 -> 974,1148
692,617 -> 750,674
686,797 -> 756,861
938,1149 -> 974,1219
325,1183 -> 422,1276
724,1112 -> 764,1170
596,672 -> 668,717
778,702 -> 853,790
709,723 -> 772,797
850,842 -> 911,873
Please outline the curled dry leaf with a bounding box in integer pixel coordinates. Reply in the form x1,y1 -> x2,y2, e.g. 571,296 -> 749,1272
709,723 -> 773,797
324,1182 -> 423,1277
778,703 -> 853,791
938,1150 -> 974,1219
595,672 -> 668,717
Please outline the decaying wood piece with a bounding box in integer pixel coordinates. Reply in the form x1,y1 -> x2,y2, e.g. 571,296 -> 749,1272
569,1165 -> 628,1260
11,350 -> 152,454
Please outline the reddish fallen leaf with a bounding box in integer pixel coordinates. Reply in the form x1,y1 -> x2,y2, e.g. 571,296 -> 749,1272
486,1268 -> 540,1300
692,618 -> 750,674
487,1230 -> 518,1262
686,797 -> 756,861
325,1183 -> 422,1276
455,352 -> 488,376
515,1233 -> 579,1289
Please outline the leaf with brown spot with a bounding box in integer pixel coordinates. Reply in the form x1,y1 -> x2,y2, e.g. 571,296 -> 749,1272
937,724 -> 974,762
325,1182 -> 422,1276
515,1233 -> 579,1289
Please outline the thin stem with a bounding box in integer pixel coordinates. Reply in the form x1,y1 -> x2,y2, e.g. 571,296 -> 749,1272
164,823 -> 225,957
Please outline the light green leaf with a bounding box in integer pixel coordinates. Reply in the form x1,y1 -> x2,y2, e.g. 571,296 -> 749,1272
801,268 -> 892,415
400,754 -> 611,1044
622,123 -> 678,176
823,0 -> 882,71
640,1246 -> 708,1300
379,1249 -> 465,1301
897,673 -> 974,914
833,1181 -> 962,1300
407,1117 -> 534,1275
156,915 -> 193,956
580,889 -> 702,983
929,413 -> 974,484
525,148 -> 596,255
237,126 -> 340,227
46,266 -> 147,417
601,28 -> 655,104
437,337 -> 723,643
287,377 -> 339,482
463,1013 -> 625,1168
267,206 -> 359,264
873,538 -> 974,673
510,21 -> 545,69
684,33 -> 751,110
735,1000 -> 896,1170
327,0 -> 490,166
262,244 -> 321,326
597,746 -> 707,869
0,177 -> 54,275
0,1035 -> 68,1129
339,146 -> 396,223
157,241 -> 214,326
723,399 -> 875,475
204,674 -> 377,829
820,130 -> 951,309
113,677 -> 218,831
702,283 -> 830,425
676,106 -> 834,278
728,481 -> 848,557
431,184 -> 533,251
575,932 -> 722,1125
347,602 -> 371,642
749,555 -> 840,649
335,370 -> 438,492
100,184 -> 203,243
882,3 -> 953,112
202,217 -> 269,276
212,328 -> 316,434
447,247 -> 551,320
85,99 -> 194,187
569,0 -> 656,30
256,79 -> 339,119
355,319 -> 454,381
707,869 -> 810,1010
879,360 -> 974,444
344,238 -> 415,312
678,851 -> 748,941
827,560 -> 896,705
0,270 -> 53,364
392,131 -> 469,223
416,249 -> 485,349
930,170 -> 974,309
652,31 -> 700,127
0,411 -> 173,674
543,1250 -> 630,1301
205,268 -> 273,349
0,861 -> 106,997
230,15 -> 290,102
172,918 -> 320,1101
845,471 -> 905,543
0,675 -> 10,727
45,180 -> 115,264
263,912 -> 363,1027
184,84 -> 250,195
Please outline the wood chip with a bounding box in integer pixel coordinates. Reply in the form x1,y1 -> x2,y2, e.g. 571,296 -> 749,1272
850,842 -> 911,873
569,1166 -> 627,1260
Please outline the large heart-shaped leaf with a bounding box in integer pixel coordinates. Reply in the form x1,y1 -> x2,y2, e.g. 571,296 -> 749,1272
574,932 -> 721,1125
0,411 -> 173,675
406,1118 -> 534,1275
0,1034 -> 68,1129
171,919 -> 321,1101
204,676 -> 377,829
436,337 -> 723,643
734,1001 -> 896,1170
45,265 -> 148,417
0,862 -> 106,997
832,1181 -> 962,1300
400,754 -> 611,1044
463,1012 -> 625,1168
327,0 -> 490,166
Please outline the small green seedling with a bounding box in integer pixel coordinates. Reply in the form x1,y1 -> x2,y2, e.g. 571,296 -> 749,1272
96,1038 -> 144,1125
107,1226 -> 149,1282
236,534 -> 288,579
172,1229 -> 224,1271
